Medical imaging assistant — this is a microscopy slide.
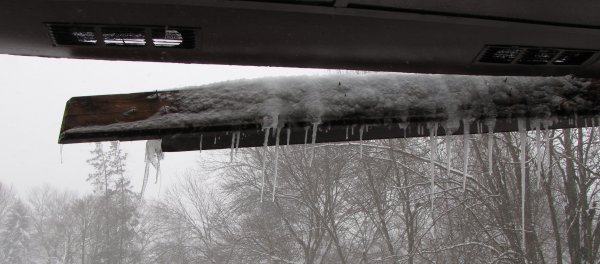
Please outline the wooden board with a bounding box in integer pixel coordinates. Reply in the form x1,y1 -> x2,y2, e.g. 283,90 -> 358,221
59,79 -> 600,152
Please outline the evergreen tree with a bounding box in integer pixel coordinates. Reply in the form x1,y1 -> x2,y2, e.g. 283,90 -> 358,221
85,142 -> 139,264
1,200 -> 31,264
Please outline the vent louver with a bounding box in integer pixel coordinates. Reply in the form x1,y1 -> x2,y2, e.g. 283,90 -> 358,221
48,24 -> 196,49
477,45 -> 597,66
102,27 -> 146,47
479,46 -> 522,64
48,25 -> 97,46
517,48 -> 560,65
552,51 -> 596,65
151,28 -> 195,49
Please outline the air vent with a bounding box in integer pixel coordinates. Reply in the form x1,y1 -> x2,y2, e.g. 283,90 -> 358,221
102,27 -> 146,47
479,46 -> 522,64
517,48 -> 559,65
239,0 -> 335,6
552,51 -> 595,65
151,28 -> 195,48
48,25 -> 97,46
477,45 -> 597,66
47,24 -> 196,49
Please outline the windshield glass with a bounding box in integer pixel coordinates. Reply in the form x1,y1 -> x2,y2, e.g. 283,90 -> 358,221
1,54 -> 599,264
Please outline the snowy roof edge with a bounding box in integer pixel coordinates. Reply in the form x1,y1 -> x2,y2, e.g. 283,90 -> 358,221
58,74 -> 600,152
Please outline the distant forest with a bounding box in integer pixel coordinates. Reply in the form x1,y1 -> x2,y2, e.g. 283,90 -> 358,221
1,127 -> 600,264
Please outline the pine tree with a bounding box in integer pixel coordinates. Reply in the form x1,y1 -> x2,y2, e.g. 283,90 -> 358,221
1,200 -> 31,264
85,142 -> 139,264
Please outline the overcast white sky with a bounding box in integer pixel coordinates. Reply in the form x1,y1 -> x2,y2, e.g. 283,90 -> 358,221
0,54 -> 325,198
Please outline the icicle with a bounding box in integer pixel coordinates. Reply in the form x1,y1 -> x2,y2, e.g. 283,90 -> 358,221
429,122 -> 438,208
286,127 -> 291,146
351,124 -> 355,136
272,127 -> 281,201
235,131 -> 241,154
199,134 -> 203,154
359,125 -> 364,159
462,120 -> 471,192
444,119 -> 459,178
214,136 -> 217,145
534,122 -> 542,189
309,122 -> 319,167
542,120 -> 551,187
597,117 -> 600,140
260,128 -> 270,203
446,135 -> 452,178
304,126 -> 309,155
60,144 -> 64,164
518,118 -> 527,253
141,161 -> 150,196
399,122 -> 408,138
545,127 -> 551,183
591,118 -> 596,138
345,125 -> 349,140
429,122 -> 438,239
230,131 -> 236,163
486,119 -> 496,176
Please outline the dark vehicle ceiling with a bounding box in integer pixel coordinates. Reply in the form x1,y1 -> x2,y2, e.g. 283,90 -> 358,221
2,0 -> 600,77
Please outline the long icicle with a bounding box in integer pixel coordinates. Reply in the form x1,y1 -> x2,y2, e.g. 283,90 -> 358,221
597,117 -> 600,141
272,128 -> 281,201
260,128 -> 270,203
429,123 -> 438,207
286,127 -> 291,146
235,131 -> 241,154
543,126 -> 550,186
535,123 -> 542,189
309,122 -> 319,167
462,120 -> 471,192
542,119 -> 552,185
345,125 -> 349,140
304,126 -> 309,156
486,119 -> 496,176
230,131 -> 236,163
429,122 -> 438,238
446,135 -> 452,178
359,125 -> 365,159
518,118 -> 527,255
444,122 -> 454,178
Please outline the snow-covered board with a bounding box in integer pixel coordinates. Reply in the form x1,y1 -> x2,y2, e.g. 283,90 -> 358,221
59,73 -> 600,152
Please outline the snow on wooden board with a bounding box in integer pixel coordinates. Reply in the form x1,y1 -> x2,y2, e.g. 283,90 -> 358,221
59,73 -> 600,152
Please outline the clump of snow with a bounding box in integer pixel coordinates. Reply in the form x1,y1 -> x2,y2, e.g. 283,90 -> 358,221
64,73 -> 594,135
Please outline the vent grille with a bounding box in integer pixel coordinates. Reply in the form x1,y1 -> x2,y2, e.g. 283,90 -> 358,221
48,24 -> 196,49
48,25 -> 97,46
479,46 -> 522,64
152,28 -> 195,49
478,45 -> 597,66
552,51 -> 596,65
517,48 -> 559,65
102,27 -> 146,47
